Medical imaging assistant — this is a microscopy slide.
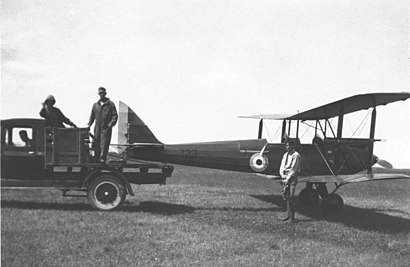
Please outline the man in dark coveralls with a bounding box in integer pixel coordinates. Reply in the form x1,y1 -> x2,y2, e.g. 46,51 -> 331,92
87,87 -> 118,163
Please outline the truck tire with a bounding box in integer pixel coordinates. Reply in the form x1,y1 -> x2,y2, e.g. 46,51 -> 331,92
87,174 -> 126,211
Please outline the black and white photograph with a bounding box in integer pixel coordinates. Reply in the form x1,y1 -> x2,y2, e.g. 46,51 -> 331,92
1,0 -> 409,266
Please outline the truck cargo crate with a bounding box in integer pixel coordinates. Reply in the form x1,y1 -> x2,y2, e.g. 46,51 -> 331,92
46,127 -> 91,166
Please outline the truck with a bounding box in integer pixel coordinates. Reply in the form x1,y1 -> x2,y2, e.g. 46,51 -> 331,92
1,118 -> 174,211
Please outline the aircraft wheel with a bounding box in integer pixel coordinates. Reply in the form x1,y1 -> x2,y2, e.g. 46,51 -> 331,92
298,188 -> 319,206
322,193 -> 344,212
88,174 -> 126,211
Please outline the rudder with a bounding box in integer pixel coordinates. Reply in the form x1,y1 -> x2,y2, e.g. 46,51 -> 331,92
118,101 -> 162,145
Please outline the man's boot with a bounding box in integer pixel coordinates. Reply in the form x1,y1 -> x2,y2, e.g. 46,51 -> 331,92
280,201 -> 291,221
289,201 -> 296,223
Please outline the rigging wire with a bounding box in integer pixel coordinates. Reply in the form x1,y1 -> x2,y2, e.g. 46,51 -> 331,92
272,123 -> 281,142
351,110 -> 371,137
263,121 -> 272,141
264,121 -> 281,142
300,121 -> 314,139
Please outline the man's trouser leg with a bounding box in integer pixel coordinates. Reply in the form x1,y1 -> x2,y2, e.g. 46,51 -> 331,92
281,181 -> 297,222
289,198 -> 296,222
289,182 -> 297,222
280,181 -> 290,221
94,127 -> 101,162
100,128 -> 112,162
281,200 -> 291,221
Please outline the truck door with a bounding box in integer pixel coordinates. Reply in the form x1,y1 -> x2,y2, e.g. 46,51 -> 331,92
1,125 -> 46,180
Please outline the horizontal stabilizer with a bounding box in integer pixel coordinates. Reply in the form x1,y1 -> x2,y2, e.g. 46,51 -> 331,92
112,143 -> 164,147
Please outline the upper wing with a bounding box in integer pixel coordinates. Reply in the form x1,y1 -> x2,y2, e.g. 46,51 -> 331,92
238,114 -> 293,120
240,92 -> 410,121
298,173 -> 410,183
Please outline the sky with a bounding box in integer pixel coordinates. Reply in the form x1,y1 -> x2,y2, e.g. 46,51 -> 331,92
1,0 -> 409,167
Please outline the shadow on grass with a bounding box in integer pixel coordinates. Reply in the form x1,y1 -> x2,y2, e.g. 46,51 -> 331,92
1,200 -> 195,215
251,194 -> 287,208
121,201 -> 196,215
195,206 -> 284,212
1,199 -> 282,214
1,200 -> 94,211
252,194 -> 410,234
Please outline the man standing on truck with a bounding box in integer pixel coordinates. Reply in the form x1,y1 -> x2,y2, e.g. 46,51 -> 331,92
40,95 -> 77,128
87,87 -> 118,163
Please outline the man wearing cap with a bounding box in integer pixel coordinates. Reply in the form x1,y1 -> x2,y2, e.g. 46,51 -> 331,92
279,139 -> 301,222
40,95 -> 77,128
87,87 -> 118,163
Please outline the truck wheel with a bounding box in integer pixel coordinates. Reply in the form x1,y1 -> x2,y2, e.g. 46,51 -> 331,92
88,174 -> 126,211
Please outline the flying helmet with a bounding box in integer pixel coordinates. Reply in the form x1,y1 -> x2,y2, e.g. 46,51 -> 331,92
43,95 -> 56,105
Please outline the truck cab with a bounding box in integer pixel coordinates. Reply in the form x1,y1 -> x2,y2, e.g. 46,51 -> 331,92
1,119 -> 47,181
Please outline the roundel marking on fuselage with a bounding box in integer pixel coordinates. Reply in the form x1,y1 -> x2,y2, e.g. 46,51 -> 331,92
249,153 -> 269,172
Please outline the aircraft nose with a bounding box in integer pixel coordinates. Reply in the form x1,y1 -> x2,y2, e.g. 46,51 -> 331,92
373,155 -> 393,169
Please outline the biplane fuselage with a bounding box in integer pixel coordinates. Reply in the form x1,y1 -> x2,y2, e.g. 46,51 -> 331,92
129,138 -> 376,176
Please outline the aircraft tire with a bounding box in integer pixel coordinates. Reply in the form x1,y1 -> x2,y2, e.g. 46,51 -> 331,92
88,174 -> 126,211
298,188 -> 319,206
322,193 -> 344,213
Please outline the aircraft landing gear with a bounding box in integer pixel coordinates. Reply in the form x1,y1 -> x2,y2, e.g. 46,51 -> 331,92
298,184 -> 319,206
322,193 -> 344,212
298,182 -> 344,213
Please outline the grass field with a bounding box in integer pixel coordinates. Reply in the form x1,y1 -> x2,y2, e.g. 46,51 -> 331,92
2,166 -> 410,266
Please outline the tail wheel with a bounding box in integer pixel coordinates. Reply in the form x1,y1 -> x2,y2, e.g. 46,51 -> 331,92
88,174 -> 126,211
298,188 -> 319,206
322,193 -> 344,212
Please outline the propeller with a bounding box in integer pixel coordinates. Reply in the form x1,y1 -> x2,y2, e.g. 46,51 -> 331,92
376,158 -> 393,169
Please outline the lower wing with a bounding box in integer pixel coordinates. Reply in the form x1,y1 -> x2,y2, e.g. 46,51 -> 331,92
257,173 -> 410,183
299,173 -> 410,183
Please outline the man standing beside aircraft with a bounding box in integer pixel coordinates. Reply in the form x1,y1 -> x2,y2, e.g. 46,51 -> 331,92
279,139 -> 301,222
87,87 -> 118,164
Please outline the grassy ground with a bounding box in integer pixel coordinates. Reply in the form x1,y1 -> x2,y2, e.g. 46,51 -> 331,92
2,166 -> 409,266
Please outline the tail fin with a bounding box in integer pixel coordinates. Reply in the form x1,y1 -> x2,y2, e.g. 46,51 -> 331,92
118,101 -> 162,145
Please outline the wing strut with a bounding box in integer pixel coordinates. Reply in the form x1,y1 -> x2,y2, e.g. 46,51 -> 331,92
314,143 -> 335,176
281,120 -> 286,142
367,107 -> 377,174
258,119 -> 263,139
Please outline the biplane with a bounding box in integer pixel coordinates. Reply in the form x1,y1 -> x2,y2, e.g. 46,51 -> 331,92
118,92 -> 410,212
